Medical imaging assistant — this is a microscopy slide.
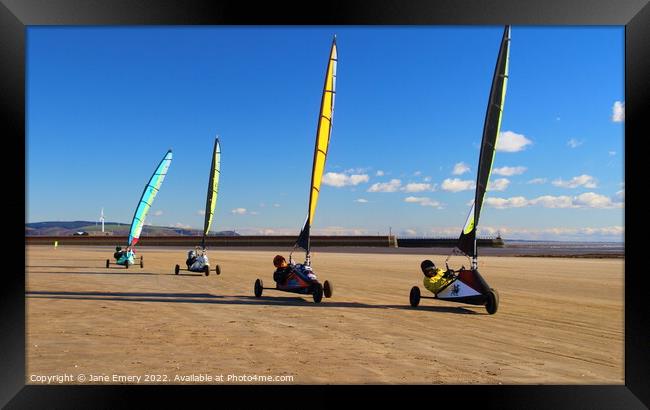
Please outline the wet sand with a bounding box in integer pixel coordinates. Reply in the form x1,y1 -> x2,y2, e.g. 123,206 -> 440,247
25,245 -> 624,384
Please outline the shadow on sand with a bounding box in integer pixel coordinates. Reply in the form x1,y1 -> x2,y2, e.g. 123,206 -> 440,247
27,267 -> 214,277
27,290 -> 220,298
26,290 -> 481,314
381,304 -> 478,314
26,270 -> 163,277
27,265 -> 109,269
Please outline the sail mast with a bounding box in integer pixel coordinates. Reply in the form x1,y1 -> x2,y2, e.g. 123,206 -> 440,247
128,149 -> 173,247
456,26 -> 511,268
202,137 -> 221,248
295,36 -> 338,263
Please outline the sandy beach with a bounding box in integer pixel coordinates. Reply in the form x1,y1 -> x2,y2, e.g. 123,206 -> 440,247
25,245 -> 624,384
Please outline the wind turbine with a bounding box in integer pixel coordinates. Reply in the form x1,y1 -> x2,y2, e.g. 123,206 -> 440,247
100,208 -> 105,233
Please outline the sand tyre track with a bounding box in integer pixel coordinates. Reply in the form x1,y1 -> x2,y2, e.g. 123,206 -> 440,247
254,279 -> 263,297
324,280 -> 333,298
409,286 -> 421,307
486,289 -> 499,315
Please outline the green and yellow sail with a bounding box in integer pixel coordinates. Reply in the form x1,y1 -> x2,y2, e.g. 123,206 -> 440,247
296,37 -> 338,252
457,26 -> 510,257
202,137 -> 221,247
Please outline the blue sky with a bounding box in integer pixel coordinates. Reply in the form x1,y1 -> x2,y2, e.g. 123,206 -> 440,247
26,26 -> 624,241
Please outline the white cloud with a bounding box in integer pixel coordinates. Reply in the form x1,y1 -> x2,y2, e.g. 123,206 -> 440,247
452,162 -> 470,175
312,226 -> 372,235
376,170 -> 384,176
152,210 -> 163,216
368,179 -> 401,192
567,138 -> 583,148
254,227 -> 297,235
485,192 -> 623,209
488,178 -> 510,191
253,226 -> 378,235
579,226 -> 624,236
493,166 -> 527,176
616,189 -> 624,201
322,172 -> 369,187
423,176 -> 432,182
428,226 -> 467,236
527,178 -> 547,185
572,192 -> 619,209
484,196 -> 529,209
497,131 -> 533,152
441,178 -> 475,192
414,171 -> 422,176
404,229 -> 418,236
354,198 -> 368,203
231,208 -> 248,215
348,174 -> 370,185
529,195 -> 575,208
552,174 -> 598,189
612,101 -> 625,122
402,183 -> 434,193
420,225 -> 622,240
174,222 -> 192,229
479,225 -> 623,239
404,196 -> 443,209
608,151 -> 616,156
344,167 -> 370,174
196,210 -> 205,216
273,203 -> 280,208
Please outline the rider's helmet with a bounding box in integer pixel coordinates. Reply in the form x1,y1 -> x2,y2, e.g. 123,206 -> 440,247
273,255 -> 286,268
420,259 -> 437,277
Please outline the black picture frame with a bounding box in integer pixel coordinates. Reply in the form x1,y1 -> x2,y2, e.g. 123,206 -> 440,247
4,0 -> 647,407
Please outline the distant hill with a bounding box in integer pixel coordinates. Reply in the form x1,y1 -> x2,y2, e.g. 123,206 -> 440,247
25,221 -> 239,237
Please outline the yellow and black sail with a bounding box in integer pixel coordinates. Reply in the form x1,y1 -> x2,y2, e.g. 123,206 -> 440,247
295,37 -> 338,252
201,137 -> 221,247
457,26 -> 510,257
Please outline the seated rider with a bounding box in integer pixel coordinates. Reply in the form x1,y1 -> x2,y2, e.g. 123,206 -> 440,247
186,248 -> 198,269
114,246 -> 125,260
273,255 -> 318,286
272,255 -> 294,285
421,259 -> 455,295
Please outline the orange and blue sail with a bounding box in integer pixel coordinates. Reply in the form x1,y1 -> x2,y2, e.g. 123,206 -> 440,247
457,26 -> 510,257
295,36 -> 338,252
128,149 -> 173,247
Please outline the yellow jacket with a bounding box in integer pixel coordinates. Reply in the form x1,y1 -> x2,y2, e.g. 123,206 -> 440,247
423,268 -> 454,295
